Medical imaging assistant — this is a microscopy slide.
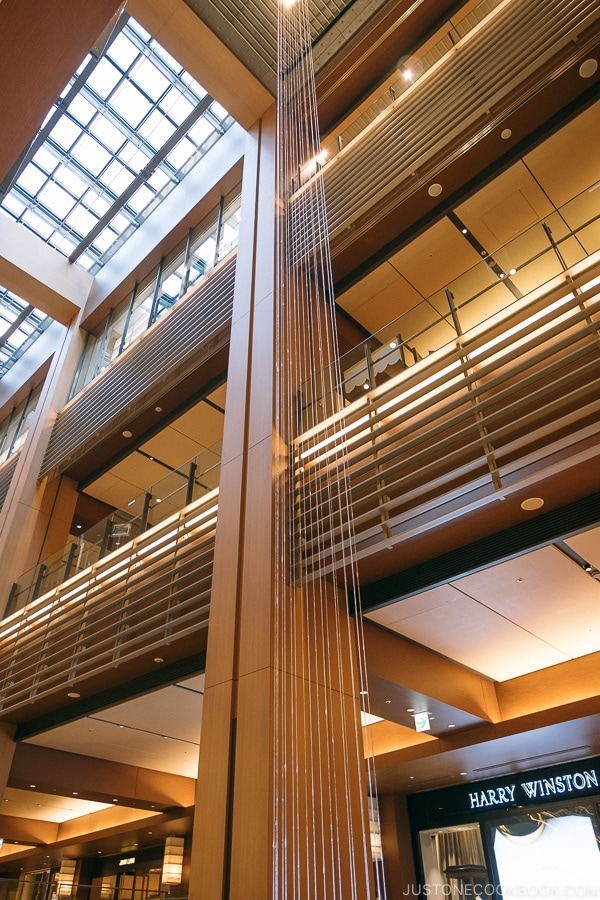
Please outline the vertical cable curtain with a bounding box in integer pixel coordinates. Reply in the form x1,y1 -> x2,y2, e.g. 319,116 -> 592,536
274,0 -> 384,896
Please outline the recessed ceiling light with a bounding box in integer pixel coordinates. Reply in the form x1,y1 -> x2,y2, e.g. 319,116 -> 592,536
76,524 -> 82,529
154,657 -> 164,663
521,497 -> 544,511
428,183 -> 442,197
501,128 -> 512,140
67,692 -> 80,699
155,406 -> 163,412
113,798 -> 118,803
406,707 -> 414,713
448,724 -> 456,728
460,772 -> 467,776
72,792 -> 78,796
122,430 -> 133,438
579,59 -> 598,78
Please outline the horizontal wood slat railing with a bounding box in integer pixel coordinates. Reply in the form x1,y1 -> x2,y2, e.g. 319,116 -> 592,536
0,492 -> 218,718
293,272 -> 600,580
41,254 -> 236,479
292,0 -> 599,263
2,275 -> 599,718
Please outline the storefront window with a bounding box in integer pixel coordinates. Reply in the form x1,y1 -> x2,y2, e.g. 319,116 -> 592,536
418,824 -> 488,897
408,759 -> 600,899
487,806 -> 600,897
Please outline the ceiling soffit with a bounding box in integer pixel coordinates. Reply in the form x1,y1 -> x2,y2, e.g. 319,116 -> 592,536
182,0 -> 390,93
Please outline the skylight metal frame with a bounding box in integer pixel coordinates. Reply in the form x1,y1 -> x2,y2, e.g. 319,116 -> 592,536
0,12 -> 234,275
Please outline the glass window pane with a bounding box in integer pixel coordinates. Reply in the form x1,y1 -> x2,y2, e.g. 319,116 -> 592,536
84,188 -> 112,216
93,227 -> 120,253
101,159 -> 135,194
188,118 -> 213,146
166,137 -> 196,169
117,142 -> 150,174
128,184 -> 154,213
38,181 -> 75,218
32,145 -> 58,175
86,57 -> 122,99
49,117 -> 80,150
65,205 -> 97,236
132,58 -> 169,100
2,194 -> 26,218
90,116 -> 126,153
161,89 -> 194,125
16,165 -> 47,195
147,169 -> 170,192
110,80 -> 152,128
107,34 -> 139,72
68,94 -> 96,127
138,108 -> 176,148
72,134 -> 112,176
54,165 -> 88,199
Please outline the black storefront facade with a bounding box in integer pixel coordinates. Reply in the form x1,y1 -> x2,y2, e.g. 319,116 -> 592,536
406,756 -> 600,898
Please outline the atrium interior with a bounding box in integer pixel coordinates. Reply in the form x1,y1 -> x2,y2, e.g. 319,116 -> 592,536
0,0 -> 599,898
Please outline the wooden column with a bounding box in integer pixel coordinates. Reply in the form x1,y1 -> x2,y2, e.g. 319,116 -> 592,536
189,107 -> 373,898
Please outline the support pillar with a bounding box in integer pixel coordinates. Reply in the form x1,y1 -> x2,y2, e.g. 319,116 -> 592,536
190,107 -> 373,898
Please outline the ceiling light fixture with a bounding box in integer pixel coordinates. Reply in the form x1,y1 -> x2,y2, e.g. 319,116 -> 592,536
122,430 -> 133,438
521,497 -> 544,511
579,59 -> 598,78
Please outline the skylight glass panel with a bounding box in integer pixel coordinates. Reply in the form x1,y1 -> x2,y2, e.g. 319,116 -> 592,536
0,12 -> 234,275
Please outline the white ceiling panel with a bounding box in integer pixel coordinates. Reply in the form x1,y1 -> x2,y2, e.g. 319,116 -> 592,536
89,684 -> 203,744
454,545 -> 600,658
369,590 -> 568,682
2,788 -> 112,823
28,715 -> 200,779
26,680 -> 204,779
566,525 -> 600,572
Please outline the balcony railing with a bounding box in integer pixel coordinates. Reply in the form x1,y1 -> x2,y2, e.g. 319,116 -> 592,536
294,263 -> 600,580
6,441 -> 222,617
0,489 -> 218,716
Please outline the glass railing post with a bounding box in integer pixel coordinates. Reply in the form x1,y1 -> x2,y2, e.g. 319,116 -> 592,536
186,462 -> 197,506
365,341 -> 376,390
99,518 -> 113,558
31,563 -> 47,603
445,289 -> 463,337
140,491 -> 152,532
5,582 -> 19,617
63,541 -> 79,582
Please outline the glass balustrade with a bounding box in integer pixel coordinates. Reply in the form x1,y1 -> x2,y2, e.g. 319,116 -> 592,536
4,440 -> 222,617
300,179 -> 600,429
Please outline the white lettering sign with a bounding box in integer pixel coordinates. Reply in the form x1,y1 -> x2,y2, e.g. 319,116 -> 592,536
467,768 -> 598,809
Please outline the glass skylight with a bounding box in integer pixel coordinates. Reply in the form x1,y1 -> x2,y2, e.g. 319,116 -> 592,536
0,286 -> 52,378
0,14 -> 234,275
